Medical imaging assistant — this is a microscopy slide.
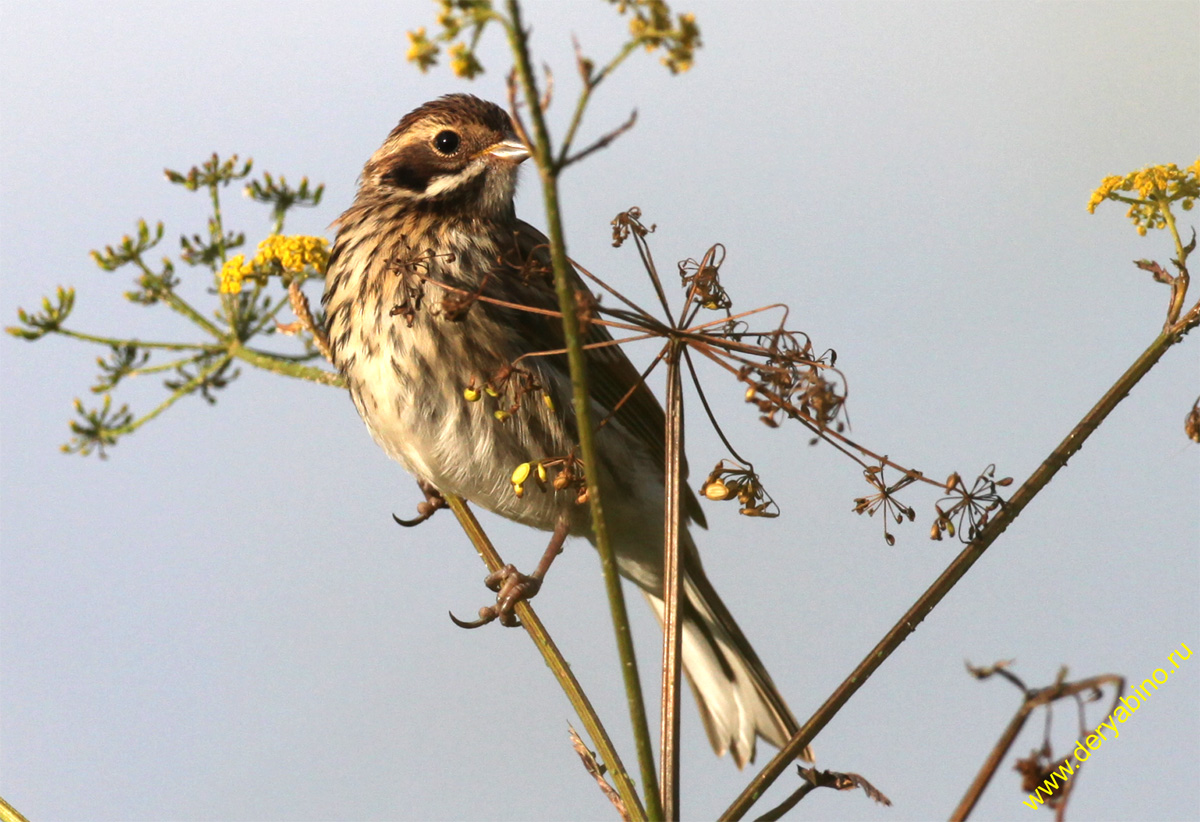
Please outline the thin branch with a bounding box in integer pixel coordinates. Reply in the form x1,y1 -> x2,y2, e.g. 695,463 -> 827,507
124,354 -> 214,378
230,343 -> 344,387
629,220 -> 674,322
755,767 -> 891,821
561,109 -> 638,170
570,726 -> 630,822
53,328 -> 221,353
556,38 -> 642,169
720,321 -> 1195,821
107,353 -> 234,438
444,494 -> 646,822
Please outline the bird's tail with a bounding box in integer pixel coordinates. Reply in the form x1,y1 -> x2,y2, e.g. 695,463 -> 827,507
641,558 -> 813,768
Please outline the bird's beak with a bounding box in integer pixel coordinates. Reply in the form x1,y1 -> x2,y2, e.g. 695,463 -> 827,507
483,138 -> 531,164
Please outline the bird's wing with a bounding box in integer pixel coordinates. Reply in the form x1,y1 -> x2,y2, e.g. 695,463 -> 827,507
502,219 -> 707,528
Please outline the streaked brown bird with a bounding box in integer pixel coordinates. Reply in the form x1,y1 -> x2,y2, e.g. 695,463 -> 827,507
322,93 -> 803,767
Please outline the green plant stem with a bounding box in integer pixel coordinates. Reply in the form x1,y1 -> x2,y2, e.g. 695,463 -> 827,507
159,288 -> 225,338
444,494 -> 646,822
111,353 -> 234,436
1156,194 -> 1190,325
230,343 -> 344,387
125,354 -> 213,379
54,328 -> 221,352
245,291 -> 298,338
208,179 -> 241,334
557,39 -> 640,168
504,2 -> 661,818
720,321 -> 1196,821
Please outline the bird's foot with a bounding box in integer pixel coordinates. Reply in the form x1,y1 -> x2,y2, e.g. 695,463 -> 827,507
449,564 -> 542,629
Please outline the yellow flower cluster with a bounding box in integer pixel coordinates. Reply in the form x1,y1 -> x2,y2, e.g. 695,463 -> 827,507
406,2 -> 494,75
218,235 -> 330,295
618,0 -> 701,73
1088,159 -> 1199,235
448,42 -> 484,79
257,234 -> 330,273
218,254 -> 250,295
406,27 -> 439,72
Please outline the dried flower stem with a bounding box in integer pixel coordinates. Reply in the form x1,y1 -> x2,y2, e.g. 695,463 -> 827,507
660,342 -> 685,820
950,672 -> 1124,821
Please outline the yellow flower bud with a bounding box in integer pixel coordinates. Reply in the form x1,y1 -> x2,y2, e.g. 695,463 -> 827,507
463,387 -> 480,402
493,409 -> 510,421
543,394 -> 556,412
511,462 -> 532,486
704,479 -> 733,501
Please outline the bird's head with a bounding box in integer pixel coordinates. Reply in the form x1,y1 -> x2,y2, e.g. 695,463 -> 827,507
359,94 -> 530,218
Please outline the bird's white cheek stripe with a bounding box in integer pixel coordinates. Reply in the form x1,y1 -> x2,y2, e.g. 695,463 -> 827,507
420,162 -> 486,200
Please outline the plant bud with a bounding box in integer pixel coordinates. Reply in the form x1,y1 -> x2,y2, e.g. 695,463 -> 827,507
704,480 -> 733,501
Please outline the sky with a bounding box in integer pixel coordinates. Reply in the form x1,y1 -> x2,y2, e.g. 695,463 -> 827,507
2,2 -> 1198,820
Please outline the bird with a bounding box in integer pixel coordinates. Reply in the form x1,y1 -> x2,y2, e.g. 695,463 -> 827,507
322,93 -> 804,767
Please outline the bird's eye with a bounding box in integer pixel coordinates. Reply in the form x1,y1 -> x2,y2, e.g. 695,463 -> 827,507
433,130 -> 461,155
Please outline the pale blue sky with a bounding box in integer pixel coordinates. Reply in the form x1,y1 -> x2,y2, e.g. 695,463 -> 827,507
2,2 -> 1197,820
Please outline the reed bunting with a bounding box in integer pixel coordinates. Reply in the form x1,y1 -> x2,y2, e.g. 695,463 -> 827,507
322,94 -> 802,767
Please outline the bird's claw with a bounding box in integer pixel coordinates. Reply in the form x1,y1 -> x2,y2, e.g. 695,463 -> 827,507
392,482 -> 447,527
449,564 -> 541,629
448,606 -> 511,629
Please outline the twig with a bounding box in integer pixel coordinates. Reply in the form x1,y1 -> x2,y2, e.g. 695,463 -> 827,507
561,109 -> 638,170
755,767 -> 891,821
444,494 -> 646,821
570,726 -> 630,821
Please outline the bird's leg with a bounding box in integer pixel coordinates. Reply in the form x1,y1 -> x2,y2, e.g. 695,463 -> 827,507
392,479 -> 446,527
450,516 -> 570,629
